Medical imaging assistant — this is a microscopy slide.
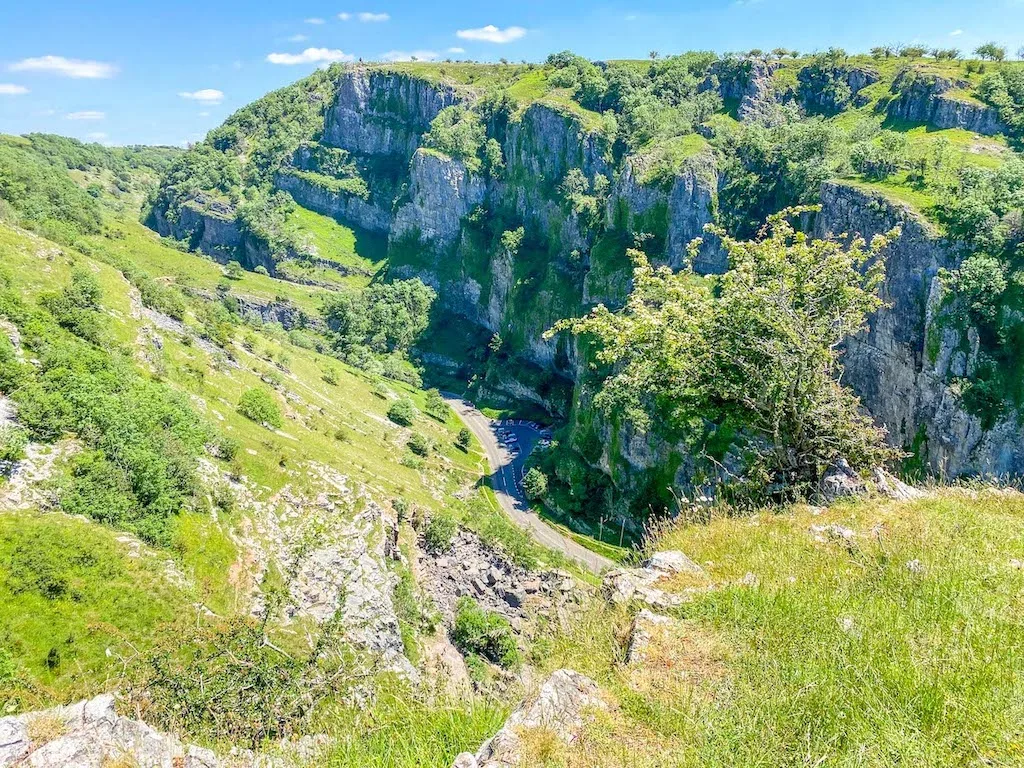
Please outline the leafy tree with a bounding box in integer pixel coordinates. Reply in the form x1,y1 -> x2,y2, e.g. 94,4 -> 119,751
423,107 -> 486,172
423,513 -> 457,553
522,468 -> 548,500
387,398 -> 416,427
975,43 -> 1007,62
551,208 -> 898,499
407,432 -> 432,457
238,387 -> 282,429
424,389 -> 448,421
457,427 -> 472,451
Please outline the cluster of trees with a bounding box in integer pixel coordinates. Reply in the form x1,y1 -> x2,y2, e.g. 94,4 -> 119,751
322,278 -> 436,358
544,50 -> 722,150
0,269 -> 210,545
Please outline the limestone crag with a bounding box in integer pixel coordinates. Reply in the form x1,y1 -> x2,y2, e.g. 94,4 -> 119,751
274,171 -> 391,233
886,72 -> 1006,136
0,695 -> 325,768
452,669 -> 607,768
393,150 -> 487,246
817,182 -> 1024,476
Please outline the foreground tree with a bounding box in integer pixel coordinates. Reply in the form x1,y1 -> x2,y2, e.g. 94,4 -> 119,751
550,207 -> 899,499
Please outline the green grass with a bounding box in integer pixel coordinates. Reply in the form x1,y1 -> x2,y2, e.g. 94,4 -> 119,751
0,512 -> 187,706
535,488 -> 1024,766
282,204 -> 387,289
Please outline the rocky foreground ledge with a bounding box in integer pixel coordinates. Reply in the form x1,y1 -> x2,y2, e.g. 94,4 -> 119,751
0,694 -> 324,768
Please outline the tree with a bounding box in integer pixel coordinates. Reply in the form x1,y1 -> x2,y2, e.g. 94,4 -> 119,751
424,389 -> 448,421
975,43 -> 1007,62
224,260 -> 245,280
387,398 -> 416,427
522,468 -> 548,501
407,432 -> 432,456
238,387 -> 282,429
457,427 -> 472,451
549,208 -> 899,499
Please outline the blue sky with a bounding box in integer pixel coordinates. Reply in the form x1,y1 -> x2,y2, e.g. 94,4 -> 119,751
1,0 -> 1022,146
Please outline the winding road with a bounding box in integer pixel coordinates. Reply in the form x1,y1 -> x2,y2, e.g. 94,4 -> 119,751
444,395 -> 614,574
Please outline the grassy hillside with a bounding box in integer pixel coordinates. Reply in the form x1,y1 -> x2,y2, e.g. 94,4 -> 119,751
533,488 -> 1024,767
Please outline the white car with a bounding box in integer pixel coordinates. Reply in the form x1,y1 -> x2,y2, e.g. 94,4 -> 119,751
509,445 -> 521,457
505,434 -> 518,444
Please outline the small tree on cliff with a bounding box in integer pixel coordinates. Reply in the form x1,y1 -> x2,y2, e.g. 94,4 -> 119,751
548,207 -> 900,500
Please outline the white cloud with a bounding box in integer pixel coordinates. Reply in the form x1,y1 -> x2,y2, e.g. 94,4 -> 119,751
86,131 -> 107,140
179,88 -> 224,104
0,84 -> 29,95
950,29 -> 963,36
10,55 -> 117,79
447,46 -> 466,54
455,25 -> 526,44
65,110 -> 105,120
266,47 -> 354,65
381,50 -> 439,62
288,33 -> 308,42
358,12 -> 389,21
338,12 -> 351,20
305,17 -> 325,24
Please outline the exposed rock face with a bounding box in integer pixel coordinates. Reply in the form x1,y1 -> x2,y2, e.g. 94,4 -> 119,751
707,58 -> 782,122
798,66 -> 879,114
274,171 -> 391,233
393,150 -> 487,247
607,151 -> 725,276
886,72 -> 1005,136
625,609 -> 675,665
452,669 -> 606,768
417,528 -> 583,632
817,182 -> 1024,476
0,695 -> 220,768
323,69 -> 460,159
603,550 -> 708,611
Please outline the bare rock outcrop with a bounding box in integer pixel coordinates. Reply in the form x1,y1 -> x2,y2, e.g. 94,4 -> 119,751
451,669 -> 606,768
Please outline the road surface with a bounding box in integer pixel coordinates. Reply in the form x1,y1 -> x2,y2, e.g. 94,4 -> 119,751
444,394 -> 614,574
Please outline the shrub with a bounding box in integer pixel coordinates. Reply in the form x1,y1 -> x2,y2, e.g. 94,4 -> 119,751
407,432 -> 432,457
452,597 -> 520,668
457,427 -> 472,451
424,389 -> 448,421
522,468 -> 549,501
321,366 -> 339,386
387,398 -> 416,427
237,388 -> 282,429
224,261 -> 245,280
423,513 -> 457,553
0,425 -> 28,463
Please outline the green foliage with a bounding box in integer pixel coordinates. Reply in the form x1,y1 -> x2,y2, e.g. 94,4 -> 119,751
323,279 -> 436,357
717,116 -> 847,238
974,43 -> 1007,62
452,597 -> 520,669
0,276 -> 210,545
978,69 -> 1024,141
387,397 -> 417,427
237,387 -> 283,429
0,424 -> 28,463
131,614 -> 349,749
423,513 -> 457,553
424,389 -> 448,421
0,140 -> 102,241
552,209 -> 897,499
407,432 -> 432,457
423,107 -> 486,172
522,468 -> 548,501
457,427 -> 472,451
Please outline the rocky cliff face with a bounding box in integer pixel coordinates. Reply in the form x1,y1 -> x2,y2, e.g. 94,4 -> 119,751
886,72 -> 1006,136
816,182 -> 1024,476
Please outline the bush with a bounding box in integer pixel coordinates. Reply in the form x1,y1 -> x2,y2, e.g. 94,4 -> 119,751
424,389 -> 448,421
457,427 -> 472,451
0,425 -> 28,463
423,513 -> 457,553
387,398 -> 416,427
407,432 -> 432,457
452,597 -> 520,668
522,468 -> 548,501
237,387 -> 282,429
